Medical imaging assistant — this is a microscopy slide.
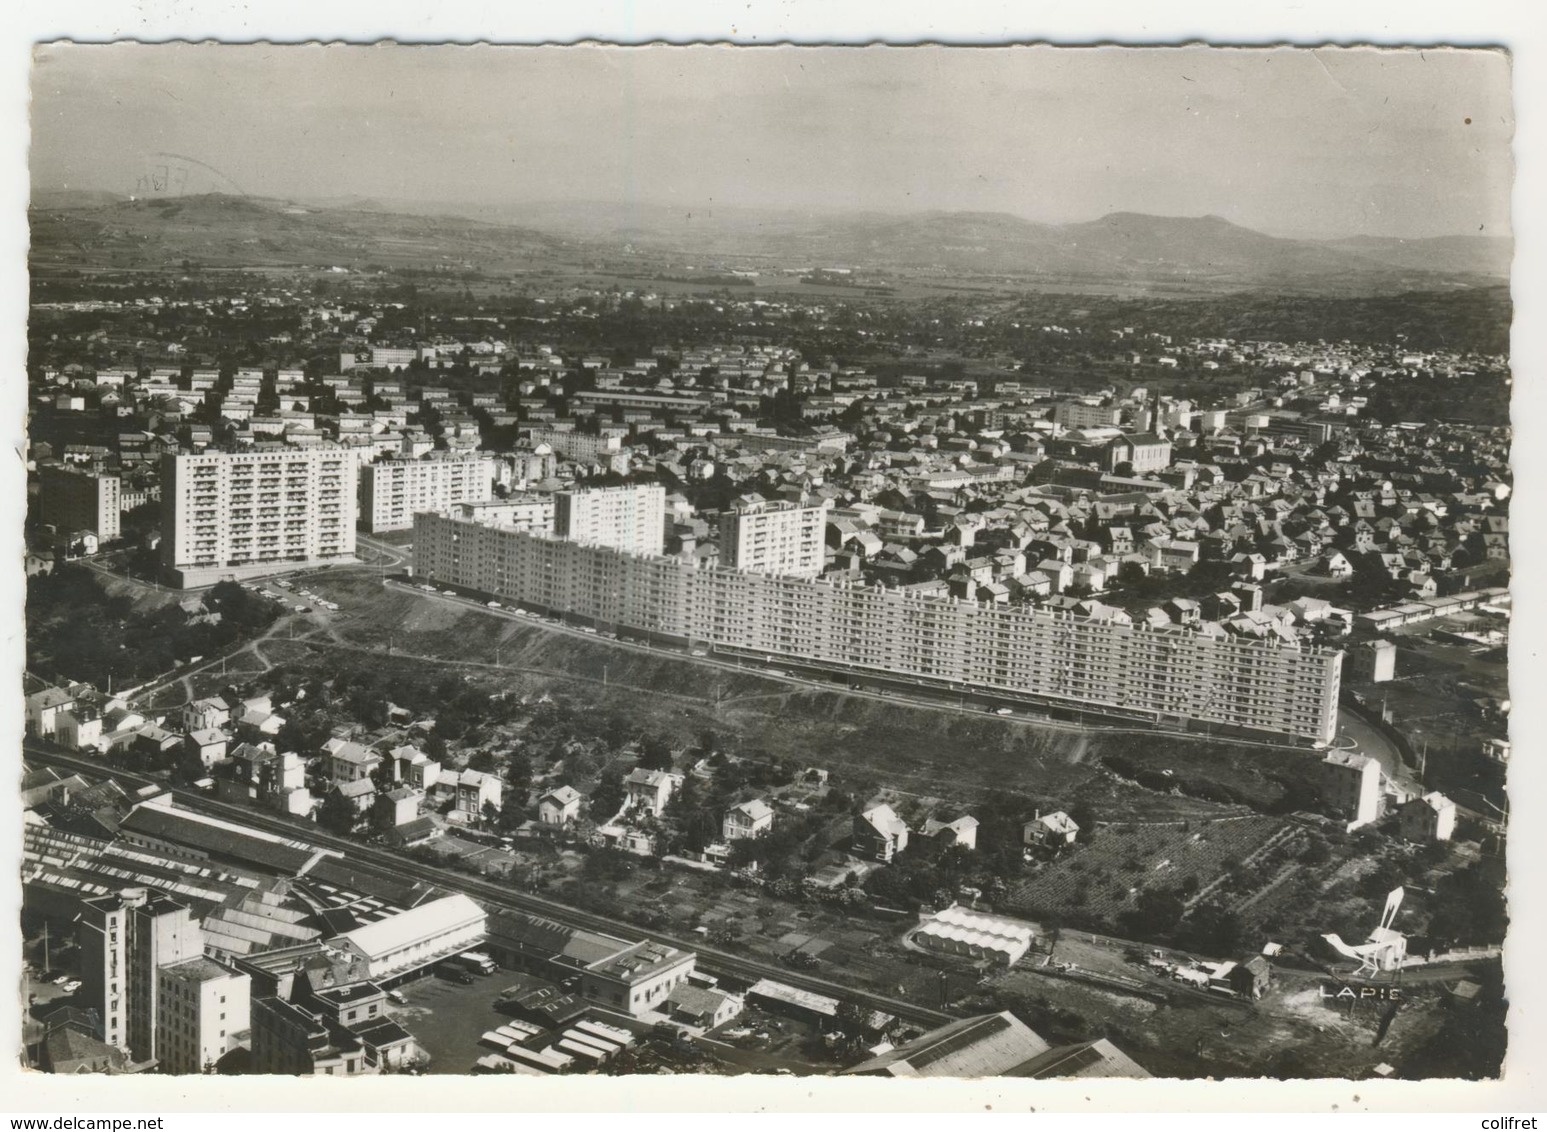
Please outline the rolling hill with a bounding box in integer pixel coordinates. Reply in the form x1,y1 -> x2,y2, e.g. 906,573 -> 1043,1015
28,191 -> 1512,294
28,193 -> 573,273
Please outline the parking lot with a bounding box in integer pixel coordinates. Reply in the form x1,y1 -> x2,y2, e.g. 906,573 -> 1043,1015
389,968 -> 523,1075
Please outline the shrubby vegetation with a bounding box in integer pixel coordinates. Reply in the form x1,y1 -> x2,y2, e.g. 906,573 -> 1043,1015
27,568 -> 279,687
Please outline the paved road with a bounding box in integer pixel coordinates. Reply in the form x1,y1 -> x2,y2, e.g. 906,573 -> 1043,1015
1336,707 -> 1418,792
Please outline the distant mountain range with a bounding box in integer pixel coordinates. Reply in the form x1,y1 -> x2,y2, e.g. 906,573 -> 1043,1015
28,192 -> 567,273
29,189 -> 1511,293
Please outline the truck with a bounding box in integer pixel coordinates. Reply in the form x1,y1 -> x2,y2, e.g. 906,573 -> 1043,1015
455,951 -> 497,976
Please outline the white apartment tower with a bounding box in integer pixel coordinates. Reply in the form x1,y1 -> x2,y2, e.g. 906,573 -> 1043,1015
126,893 -> 205,1064
77,889 -> 138,1054
155,958 -> 252,1074
719,497 -> 830,578
160,448 -> 359,588
553,483 -> 665,557
359,453 -> 496,533
40,463 -> 122,542
413,515 -> 1343,745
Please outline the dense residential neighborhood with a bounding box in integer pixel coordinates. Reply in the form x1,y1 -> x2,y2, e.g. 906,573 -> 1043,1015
20,42 -> 1514,1088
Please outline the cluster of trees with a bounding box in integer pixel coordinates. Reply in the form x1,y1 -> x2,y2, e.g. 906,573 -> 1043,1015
27,571 -> 280,688
864,794 -> 1093,910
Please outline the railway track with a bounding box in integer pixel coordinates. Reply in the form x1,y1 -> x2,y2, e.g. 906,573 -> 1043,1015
25,744 -> 954,1030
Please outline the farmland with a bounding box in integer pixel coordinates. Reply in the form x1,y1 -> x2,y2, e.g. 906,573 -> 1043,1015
1008,815 -> 1291,929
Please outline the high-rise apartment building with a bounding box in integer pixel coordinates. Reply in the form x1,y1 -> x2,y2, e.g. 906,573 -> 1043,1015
125,894 -> 205,1064
80,888 -> 252,1072
359,453 -> 495,533
524,427 -> 624,465
77,890 -> 136,1054
155,958 -> 251,1074
553,483 -> 665,557
1053,401 -> 1124,430
160,448 -> 359,588
39,463 -> 121,542
413,514 -> 1342,744
719,498 -> 829,578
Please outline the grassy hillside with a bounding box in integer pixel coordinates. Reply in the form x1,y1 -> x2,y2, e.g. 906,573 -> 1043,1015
305,575 -> 1324,820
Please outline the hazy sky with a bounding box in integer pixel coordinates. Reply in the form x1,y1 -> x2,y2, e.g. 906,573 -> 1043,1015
30,44 -> 1513,239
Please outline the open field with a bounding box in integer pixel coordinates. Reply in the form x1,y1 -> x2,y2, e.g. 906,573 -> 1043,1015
1008,815 -> 1289,927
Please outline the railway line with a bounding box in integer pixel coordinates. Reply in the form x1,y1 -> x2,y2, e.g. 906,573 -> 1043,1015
25,743 -> 955,1031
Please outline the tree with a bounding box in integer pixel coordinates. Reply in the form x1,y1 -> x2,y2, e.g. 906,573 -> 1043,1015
1069,801 -> 1097,842
637,734 -> 675,771
1181,901 -> 1243,957
505,751 -> 533,803
1120,888 -> 1185,940
318,789 -> 358,835
589,768 -> 626,821
369,791 -> 398,836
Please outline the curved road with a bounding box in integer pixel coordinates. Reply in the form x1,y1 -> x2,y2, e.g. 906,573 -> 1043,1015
1335,708 -> 1417,793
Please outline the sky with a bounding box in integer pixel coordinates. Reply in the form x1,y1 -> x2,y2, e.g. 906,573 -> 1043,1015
29,44 -> 1514,240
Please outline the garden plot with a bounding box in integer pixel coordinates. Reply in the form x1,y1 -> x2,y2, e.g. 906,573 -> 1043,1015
1008,815 -> 1288,928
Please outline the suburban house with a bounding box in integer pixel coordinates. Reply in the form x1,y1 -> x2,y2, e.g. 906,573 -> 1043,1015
390,745 -> 441,791
921,814 -> 979,851
722,799 -> 775,841
187,728 -> 230,769
331,777 -> 377,816
56,708 -> 104,752
854,802 -> 910,863
1399,792 -> 1458,843
455,770 -> 503,820
382,786 -> 423,827
1024,811 -> 1080,850
26,686 -> 77,737
624,768 -> 679,816
325,739 -> 382,785
181,696 -> 231,734
1321,752 -> 1382,831
538,785 -> 583,827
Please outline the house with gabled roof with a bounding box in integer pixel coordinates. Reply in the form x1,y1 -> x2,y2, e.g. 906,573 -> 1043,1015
854,802 -> 909,862
723,798 -> 774,841
539,785 -> 583,827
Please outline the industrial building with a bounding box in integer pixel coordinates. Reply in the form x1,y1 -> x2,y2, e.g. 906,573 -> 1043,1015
412,515 -> 1343,743
359,453 -> 496,533
912,906 -> 1035,967
159,448 -> 359,587
843,1011 -> 1052,1077
332,894 -> 487,981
